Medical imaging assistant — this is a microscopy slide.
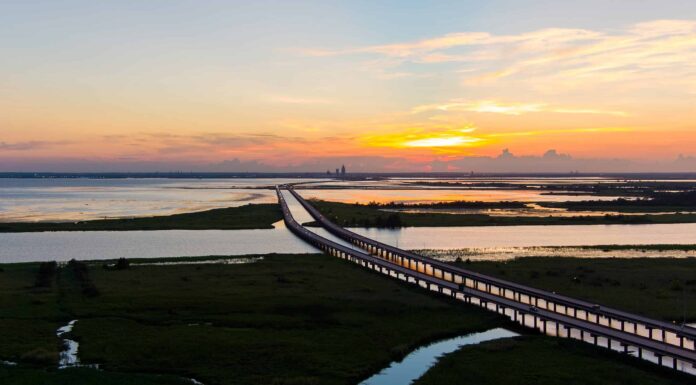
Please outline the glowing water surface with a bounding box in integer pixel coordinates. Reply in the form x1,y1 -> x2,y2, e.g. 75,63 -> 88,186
359,328 -> 518,385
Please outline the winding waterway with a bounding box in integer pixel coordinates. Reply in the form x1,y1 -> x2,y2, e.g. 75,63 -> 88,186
359,328 -> 519,385
57,320 -> 79,369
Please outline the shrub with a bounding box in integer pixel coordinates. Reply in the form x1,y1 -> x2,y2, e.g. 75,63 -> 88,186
20,347 -> 55,365
115,257 -> 130,270
34,261 -> 57,288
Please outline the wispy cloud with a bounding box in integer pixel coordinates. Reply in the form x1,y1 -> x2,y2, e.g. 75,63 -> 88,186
484,127 -> 636,138
303,19 -> 696,90
303,28 -> 601,58
0,141 -> 70,151
412,99 -> 628,117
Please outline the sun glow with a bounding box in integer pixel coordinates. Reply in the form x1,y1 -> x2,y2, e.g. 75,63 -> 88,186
404,136 -> 482,147
362,126 -> 485,150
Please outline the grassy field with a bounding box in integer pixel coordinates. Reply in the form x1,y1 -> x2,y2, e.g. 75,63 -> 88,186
0,203 -> 282,232
539,191 -> 696,213
0,254 -> 505,385
2,254 -> 693,384
415,336 -> 691,385
308,199 -> 696,227
0,366 -> 193,385
457,257 -> 696,322
540,202 -> 696,213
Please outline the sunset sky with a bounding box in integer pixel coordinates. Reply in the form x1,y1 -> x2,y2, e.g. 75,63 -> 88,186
2,1 -> 696,172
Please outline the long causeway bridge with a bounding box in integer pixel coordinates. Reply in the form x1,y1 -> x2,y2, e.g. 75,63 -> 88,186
276,186 -> 696,375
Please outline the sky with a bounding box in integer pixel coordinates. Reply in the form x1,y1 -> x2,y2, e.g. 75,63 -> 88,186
1,0 -> 696,172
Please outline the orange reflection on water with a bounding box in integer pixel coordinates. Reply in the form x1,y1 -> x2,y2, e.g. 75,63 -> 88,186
300,189 -> 612,204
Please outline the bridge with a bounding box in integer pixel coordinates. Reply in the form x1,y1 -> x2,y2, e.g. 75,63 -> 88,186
276,186 -> 696,375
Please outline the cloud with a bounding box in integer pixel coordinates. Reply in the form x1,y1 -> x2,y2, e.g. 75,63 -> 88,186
303,28 -> 601,58
0,141 -> 69,151
362,126 -> 483,152
484,127 -> 635,138
6,150 -> 695,173
411,99 -> 628,117
303,19 -> 696,90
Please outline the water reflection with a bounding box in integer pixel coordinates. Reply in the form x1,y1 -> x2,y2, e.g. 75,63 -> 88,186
301,188 -> 620,204
359,328 -> 518,385
0,178 -> 304,222
0,227 -> 316,263
352,223 -> 696,249
418,246 -> 696,261
2,222 -> 696,263
57,320 -> 79,369
382,205 -> 695,218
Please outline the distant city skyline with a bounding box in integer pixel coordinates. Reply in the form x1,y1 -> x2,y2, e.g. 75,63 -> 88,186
1,1 -> 695,172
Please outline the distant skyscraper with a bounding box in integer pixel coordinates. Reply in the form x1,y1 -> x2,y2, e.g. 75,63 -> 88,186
335,168 -> 339,176
341,165 -> 346,176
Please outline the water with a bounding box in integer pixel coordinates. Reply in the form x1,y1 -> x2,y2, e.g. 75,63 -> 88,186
2,178 -> 695,263
2,222 -> 696,263
300,188 -> 619,204
351,223 -> 696,249
0,177 -> 625,222
57,320 -> 79,369
359,328 -> 518,385
0,224 -> 314,263
418,246 -> 696,261
135,256 -> 264,266
382,206 -> 695,218
0,178 -> 304,222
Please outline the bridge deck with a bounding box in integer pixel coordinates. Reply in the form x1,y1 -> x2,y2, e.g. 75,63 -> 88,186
286,187 -> 696,349
277,186 -> 696,375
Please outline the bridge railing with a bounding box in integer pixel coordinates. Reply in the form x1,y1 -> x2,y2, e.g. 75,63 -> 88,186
286,186 -> 696,351
276,186 -> 696,374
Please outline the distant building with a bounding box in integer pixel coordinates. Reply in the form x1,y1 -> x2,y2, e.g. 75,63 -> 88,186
335,168 -> 339,176
341,165 -> 346,176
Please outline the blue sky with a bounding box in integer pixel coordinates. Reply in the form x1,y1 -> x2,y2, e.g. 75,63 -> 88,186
1,1 -> 696,172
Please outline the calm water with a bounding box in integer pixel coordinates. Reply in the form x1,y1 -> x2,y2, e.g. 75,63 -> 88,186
352,223 -> 696,249
299,188 -> 619,204
359,328 -> 518,385
0,225 -> 311,263
0,178 -> 304,222
2,177 -> 695,263
4,222 -> 696,263
1,177 -> 621,222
